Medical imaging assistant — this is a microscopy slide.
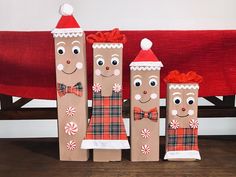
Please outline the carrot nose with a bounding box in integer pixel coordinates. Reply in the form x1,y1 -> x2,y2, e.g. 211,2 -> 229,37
182,108 -> 186,111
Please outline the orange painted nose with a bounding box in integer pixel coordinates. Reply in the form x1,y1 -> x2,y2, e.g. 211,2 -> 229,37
106,66 -> 109,70
182,108 -> 186,111
66,60 -> 71,64
143,91 -> 147,94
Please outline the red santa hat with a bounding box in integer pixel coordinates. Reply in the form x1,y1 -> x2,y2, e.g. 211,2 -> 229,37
130,38 -> 163,70
51,3 -> 83,38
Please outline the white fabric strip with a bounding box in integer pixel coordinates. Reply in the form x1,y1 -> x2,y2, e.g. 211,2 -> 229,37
164,150 -> 201,160
81,139 -> 130,149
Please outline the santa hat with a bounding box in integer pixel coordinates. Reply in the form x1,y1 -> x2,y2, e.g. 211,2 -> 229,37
51,3 -> 83,38
130,38 -> 163,70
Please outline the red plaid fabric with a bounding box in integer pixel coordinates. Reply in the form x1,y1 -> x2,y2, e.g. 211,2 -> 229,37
85,91 -> 127,140
167,128 -> 199,151
133,107 -> 158,122
57,82 -> 83,97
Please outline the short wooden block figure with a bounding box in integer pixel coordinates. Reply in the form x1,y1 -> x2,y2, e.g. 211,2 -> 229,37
52,4 -> 88,161
81,29 -> 130,162
164,70 -> 203,161
130,38 -> 163,161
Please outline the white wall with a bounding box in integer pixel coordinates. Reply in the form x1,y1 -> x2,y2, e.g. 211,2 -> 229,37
0,0 -> 235,137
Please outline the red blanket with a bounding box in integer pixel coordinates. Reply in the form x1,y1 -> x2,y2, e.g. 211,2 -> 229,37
0,30 -> 236,100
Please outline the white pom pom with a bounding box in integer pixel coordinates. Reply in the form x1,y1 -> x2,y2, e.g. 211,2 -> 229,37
141,38 -> 153,50
60,3 -> 73,16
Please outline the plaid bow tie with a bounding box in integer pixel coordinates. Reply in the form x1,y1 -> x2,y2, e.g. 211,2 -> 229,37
57,82 -> 83,97
134,107 -> 158,122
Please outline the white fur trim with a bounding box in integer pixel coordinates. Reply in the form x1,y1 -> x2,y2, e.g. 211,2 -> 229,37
141,38 -> 152,50
130,61 -> 163,71
164,150 -> 201,160
81,140 -> 130,149
52,28 -> 83,38
169,84 -> 199,90
92,43 -> 123,49
60,3 -> 73,16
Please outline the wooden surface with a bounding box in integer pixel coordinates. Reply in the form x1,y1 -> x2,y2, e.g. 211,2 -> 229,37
0,136 -> 235,177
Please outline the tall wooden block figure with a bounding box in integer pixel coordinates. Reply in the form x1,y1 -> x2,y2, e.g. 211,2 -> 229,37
130,38 -> 163,161
81,29 -> 130,162
164,70 -> 202,161
52,4 -> 88,161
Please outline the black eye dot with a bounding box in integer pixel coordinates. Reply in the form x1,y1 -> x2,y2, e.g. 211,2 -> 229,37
73,49 -> 79,54
135,82 -> 141,87
58,49 -> 64,54
175,99 -> 180,104
98,61 -> 103,66
188,100 -> 194,105
150,81 -> 156,86
112,60 -> 118,65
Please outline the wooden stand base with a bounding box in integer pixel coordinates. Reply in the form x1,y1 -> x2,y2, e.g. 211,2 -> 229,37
93,149 -> 121,162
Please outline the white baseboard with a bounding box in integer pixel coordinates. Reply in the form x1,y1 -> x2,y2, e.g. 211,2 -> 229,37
0,118 -> 235,138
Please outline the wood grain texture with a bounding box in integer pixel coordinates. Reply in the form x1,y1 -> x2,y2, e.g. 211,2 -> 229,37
0,137 -> 235,177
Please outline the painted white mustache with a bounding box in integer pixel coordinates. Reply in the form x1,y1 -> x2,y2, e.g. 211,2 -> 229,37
172,109 -> 194,116
134,93 -> 157,100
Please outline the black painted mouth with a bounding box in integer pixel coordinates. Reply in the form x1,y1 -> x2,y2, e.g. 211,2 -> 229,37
176,114 -> 189,118
62,68 -> 77,75
101,73 -> 114,77
139,97 -> 151,104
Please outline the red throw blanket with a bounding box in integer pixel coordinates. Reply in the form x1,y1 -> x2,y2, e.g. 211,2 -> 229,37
0,30 -> 236,99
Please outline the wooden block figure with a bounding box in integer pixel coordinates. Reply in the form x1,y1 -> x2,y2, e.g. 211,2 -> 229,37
52,4 -> 88,161
164,70 -> 202,161
81,29 -> 130,162
130,38 -> 163,161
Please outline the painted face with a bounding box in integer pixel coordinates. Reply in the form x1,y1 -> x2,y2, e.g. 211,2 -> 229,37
55,37 -> 84,78
131,70 -> 160,109
168,84 -> 198,128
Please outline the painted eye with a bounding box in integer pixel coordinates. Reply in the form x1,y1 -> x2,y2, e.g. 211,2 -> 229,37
187,97 -> 195,105
173,96 -> 182,104
72,46 -> 80,54
111,57 -> 119,65
149,78 -> 157,87
57,46 -> 65,55
96,58 -> 105,66
133,78 -> 142,87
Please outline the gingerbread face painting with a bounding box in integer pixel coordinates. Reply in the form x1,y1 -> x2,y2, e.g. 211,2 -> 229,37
164,70 -> 203,161
52,3 -> 88,161
81,29 -> 130,162
130,38 -> 163,161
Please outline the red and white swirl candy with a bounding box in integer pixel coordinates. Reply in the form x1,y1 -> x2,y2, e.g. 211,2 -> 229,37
189,119 -> 199,129
141,128 -> 151,139
92,83 -> 102,92
66,106 -> 76,117
65,122 -> 78,136
66,140 -> 76,151
170,119 -> 180,129
141,144 -> 151,155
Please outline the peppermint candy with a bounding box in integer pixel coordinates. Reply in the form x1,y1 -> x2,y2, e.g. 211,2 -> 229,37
141,128 -> 151,139
141,144 -> 151,155
112,83 -> 121,92
66,140 -> 76,151
92,83 -> 102,92
189,119 -> 199,129
65,122 -> 78,136
66,106 -> 76,117
170,119 -> 180,129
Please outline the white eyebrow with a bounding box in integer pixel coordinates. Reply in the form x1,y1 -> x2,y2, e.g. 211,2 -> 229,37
72,40 -> 80,44
112,54 -> 119,57
56,41 -> 65,45
186,92 -> 195,95
173,92 -> 181,95
133,75 -> 142,78
95,54 -> 103,58
148,75 -> 158,79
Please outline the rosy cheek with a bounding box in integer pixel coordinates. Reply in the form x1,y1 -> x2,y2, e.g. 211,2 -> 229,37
135,94 -> 141,100
150,93 -> 157,99
57,64 -> 64,71
76,62 -> 83,70
95,69 -> 101,76
172,110 -> 177,116
188,110 -> 194,116
114,69 -> 120,76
